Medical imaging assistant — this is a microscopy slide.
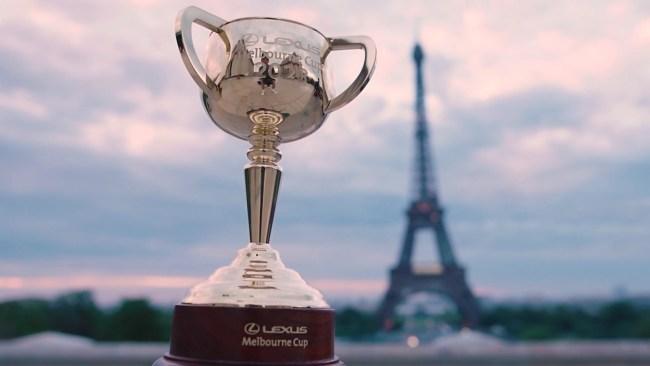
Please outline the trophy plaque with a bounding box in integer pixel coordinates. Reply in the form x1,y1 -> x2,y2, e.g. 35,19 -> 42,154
154,6 -> 376,366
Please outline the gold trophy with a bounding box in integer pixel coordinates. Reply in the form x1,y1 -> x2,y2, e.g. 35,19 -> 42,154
154,6 -> 376,365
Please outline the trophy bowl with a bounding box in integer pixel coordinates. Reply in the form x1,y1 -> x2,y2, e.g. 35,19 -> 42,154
154,6 -> 376,366
177,6 -> 376,142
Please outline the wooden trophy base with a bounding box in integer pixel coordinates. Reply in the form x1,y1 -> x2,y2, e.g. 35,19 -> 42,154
153,304 -> 344,366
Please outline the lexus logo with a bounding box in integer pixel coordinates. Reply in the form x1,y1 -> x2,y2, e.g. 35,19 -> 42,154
243,322 -> 309,335
244,322 -> 260,335
242,33 -> 259,47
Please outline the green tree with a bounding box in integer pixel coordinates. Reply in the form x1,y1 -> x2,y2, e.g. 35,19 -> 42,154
0,299 -> 50,339
49,290 -> 102,338
336,307 -> 380,339
100,298 -> 168,341
596,301 -> 639,338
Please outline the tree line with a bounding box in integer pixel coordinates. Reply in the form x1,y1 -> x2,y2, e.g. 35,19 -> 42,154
0,291 -> 171,341
1,291 -> 649,341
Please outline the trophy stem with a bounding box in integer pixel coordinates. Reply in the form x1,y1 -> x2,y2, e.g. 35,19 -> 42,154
245,110 -> 284,244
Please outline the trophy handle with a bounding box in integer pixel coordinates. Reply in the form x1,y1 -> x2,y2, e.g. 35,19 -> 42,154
324,36 -> 377,113
175,6 -> 227,94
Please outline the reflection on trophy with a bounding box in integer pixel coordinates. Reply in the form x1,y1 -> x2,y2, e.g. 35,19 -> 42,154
154,5 -> 376,366
225,40 -> 254,77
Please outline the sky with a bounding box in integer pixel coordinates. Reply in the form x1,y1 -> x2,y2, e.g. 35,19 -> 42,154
1,0 -> 649,305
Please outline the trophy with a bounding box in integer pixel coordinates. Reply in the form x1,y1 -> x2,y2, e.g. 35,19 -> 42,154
154,6 -> 376,366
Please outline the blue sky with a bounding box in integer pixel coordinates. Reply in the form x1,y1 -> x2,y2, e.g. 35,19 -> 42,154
1,0 -> 650,304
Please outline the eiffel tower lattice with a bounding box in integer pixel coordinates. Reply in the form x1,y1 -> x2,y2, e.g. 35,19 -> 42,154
377,43 -> 480,329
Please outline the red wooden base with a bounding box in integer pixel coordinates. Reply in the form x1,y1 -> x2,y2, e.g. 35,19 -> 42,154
153,304 -> 343,366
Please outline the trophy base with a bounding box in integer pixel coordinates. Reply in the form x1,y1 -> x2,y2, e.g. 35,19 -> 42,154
153,357 -> 345,366
153,304 -> 343,366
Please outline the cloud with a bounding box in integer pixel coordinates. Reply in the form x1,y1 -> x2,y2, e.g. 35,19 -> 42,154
78,87 -> 227,163
0,89 -> 49,119
1,0 -> 649,301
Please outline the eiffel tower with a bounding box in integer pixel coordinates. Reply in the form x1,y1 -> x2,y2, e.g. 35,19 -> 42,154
377,43 -> 480,329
